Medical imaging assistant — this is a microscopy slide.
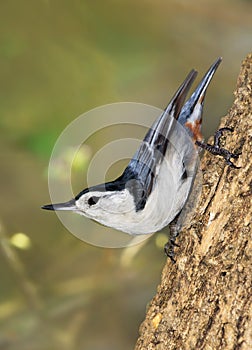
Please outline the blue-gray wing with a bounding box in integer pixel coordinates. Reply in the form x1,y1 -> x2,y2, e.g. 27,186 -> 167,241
124,69 -> 197,210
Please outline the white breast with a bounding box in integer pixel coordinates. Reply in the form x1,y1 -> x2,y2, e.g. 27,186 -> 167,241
122,156 -> 193,235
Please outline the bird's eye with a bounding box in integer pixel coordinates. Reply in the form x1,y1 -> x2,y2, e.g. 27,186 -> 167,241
88,196 -> 100,206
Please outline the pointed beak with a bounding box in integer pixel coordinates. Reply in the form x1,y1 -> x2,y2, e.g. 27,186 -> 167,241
41,199 -> 76,211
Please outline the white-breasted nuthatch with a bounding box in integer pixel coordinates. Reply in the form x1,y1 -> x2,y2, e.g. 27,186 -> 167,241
42,58 -> 240,260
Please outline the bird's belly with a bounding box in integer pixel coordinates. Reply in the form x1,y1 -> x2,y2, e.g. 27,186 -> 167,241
96,161 -> 194,235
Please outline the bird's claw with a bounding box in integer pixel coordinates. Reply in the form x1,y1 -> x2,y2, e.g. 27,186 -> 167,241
164,221 -> 180,263
196,127 -> 241,169
164,240 -> 177,264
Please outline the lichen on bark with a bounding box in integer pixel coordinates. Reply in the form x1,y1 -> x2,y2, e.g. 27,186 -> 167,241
135,53 -> 252,350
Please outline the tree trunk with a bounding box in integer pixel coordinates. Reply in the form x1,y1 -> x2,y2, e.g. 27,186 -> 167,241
135,53 -> 252,350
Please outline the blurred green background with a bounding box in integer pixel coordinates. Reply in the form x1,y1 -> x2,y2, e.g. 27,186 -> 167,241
0,1 -> 251,349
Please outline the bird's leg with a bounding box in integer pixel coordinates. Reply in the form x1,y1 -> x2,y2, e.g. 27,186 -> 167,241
195,127 -> 241,169
164,216 -> 180,263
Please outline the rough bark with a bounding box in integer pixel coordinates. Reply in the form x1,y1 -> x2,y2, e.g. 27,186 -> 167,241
135,53 -> 252,350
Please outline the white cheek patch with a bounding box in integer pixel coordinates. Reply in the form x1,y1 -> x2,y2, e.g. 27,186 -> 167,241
99,190 -> 135,215
75,189 -> 135,218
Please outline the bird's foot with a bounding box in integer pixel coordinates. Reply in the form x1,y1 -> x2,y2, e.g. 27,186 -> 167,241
195,127 -> 241,169
164,239 -> 179,264
164,221 -> 180,263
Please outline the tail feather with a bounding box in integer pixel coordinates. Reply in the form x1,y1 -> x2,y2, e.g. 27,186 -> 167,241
178,57 -> 222,141
144,69 -> 198,146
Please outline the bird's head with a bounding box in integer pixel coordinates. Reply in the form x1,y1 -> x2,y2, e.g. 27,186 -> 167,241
42,185 -> 137,229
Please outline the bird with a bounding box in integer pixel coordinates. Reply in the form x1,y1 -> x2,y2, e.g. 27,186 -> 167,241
42,58 -> 240,259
